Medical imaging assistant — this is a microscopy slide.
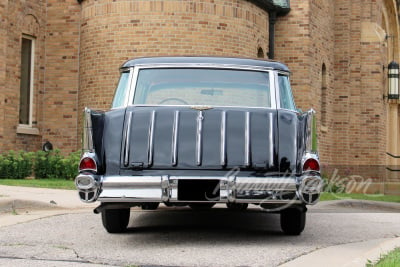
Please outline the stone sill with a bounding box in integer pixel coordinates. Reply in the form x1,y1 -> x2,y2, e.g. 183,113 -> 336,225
320,125 -> 328,133
16,126 -> 40,136
387,99 -> 400,104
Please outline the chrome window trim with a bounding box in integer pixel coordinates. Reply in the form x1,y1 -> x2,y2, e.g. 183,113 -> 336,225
274,71 -> 281,109
126,64 -> 277,109
124,104 -> 278,110
111,67 -> 134,109
276,71 -> 297,112
125,67 -> 137,108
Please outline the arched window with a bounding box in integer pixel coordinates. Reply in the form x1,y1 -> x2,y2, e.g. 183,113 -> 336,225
257,47 -> 264,58
321,63 -> 328,127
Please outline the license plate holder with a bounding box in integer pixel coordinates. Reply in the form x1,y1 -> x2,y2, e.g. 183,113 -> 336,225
178,180 -> 220,201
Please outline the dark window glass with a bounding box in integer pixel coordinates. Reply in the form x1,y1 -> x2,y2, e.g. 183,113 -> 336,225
19,37 -> 33,125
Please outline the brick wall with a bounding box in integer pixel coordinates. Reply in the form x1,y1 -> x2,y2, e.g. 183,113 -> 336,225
1,0 -> 46,152
0,0 -> 6,147
42,0 -> 81,152
0,0 -> 81,154
330,0 -> 388,166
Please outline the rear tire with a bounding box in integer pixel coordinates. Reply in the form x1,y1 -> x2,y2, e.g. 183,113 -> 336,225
280,208 -> 306,235
101,208 -> 130,233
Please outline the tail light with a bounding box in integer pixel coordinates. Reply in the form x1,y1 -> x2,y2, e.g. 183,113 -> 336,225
303,158 -> 320,172
79,156 -> 97,172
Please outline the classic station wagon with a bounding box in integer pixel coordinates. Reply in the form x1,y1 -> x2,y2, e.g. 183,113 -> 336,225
75,57 -> 322,235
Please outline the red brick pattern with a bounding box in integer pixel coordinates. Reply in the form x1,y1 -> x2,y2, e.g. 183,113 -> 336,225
43,0 -> 80,152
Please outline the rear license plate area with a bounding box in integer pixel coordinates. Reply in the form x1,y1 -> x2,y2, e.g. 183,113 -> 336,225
178,180 -> 220,201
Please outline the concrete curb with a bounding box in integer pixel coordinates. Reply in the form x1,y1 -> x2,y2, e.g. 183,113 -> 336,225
0,185 -> 96,227
309,199 -> 400,213
280,237 -> 400,267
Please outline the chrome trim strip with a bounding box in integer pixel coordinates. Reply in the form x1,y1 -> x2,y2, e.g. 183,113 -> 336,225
133,63 -> 276,72
269,112 -> 274,163
127,104 -> 277,110
196,111 -> 203,166
305,109 -> 316,152
172,110 -> 180,166
235,177 -> 297,191
161,175 -> 170,202
123,111 -> 133,167
244,111 -> 251,167
270,71 -> 278,109
272,71 -> 280,109
147,110 -> 155,166
127,67 -> 138,106
220,111 -> 227,166
98,197 -> 302,204
82,108 -> 94,152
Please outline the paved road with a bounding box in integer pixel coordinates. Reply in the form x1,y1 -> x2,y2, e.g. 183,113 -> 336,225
0,203 -> 399,267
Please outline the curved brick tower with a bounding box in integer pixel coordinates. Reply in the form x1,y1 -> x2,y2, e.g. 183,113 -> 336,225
78,0 -> 270,112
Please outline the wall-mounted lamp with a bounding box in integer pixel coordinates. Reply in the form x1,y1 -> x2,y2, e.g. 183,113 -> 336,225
42,141 -> 53,152
388,60 -> 399,100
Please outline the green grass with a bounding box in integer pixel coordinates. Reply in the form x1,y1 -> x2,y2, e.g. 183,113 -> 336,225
0,179 -> 75,190
367,248 -> 400,267
320,192 -> 400,203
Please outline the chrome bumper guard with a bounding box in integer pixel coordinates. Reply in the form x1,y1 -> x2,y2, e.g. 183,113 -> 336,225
75,173 -> 323,205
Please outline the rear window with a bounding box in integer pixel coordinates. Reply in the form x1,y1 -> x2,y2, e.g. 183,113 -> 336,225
132,68 -> 272,108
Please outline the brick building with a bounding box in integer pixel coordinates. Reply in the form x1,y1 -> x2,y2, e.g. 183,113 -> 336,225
1,0 -> 400,191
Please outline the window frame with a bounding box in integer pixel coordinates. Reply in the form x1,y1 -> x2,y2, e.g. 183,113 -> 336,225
120,64 -> 278,110
18,34 -> 35,129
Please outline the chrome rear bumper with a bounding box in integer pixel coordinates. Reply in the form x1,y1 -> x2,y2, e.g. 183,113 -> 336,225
76,173 -> 323,205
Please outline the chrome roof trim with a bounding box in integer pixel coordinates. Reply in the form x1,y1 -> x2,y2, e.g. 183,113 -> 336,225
127,64 -> 279,110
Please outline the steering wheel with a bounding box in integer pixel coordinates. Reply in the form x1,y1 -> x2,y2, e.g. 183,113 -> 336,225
158,98 -> 189,105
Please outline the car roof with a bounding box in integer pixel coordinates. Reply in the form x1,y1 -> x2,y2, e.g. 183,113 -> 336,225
121,56 -> 290,72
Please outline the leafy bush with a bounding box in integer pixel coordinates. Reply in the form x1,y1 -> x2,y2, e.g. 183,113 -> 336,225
0,150 -> 80,180
0,151 -> 33,179
33,150 -> 80,180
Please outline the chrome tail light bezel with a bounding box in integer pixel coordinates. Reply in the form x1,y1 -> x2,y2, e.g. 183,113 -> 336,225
78,152 -> 98,173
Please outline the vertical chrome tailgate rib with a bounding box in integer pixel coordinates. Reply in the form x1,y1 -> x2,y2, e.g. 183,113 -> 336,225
196,111 -> 203,166
147,110 -> 155,167
244,111 -> 251,167
269,112 -> 274,163
123,111 -> 133,167
172,110 -> 180,166
220,110 -> 227,167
